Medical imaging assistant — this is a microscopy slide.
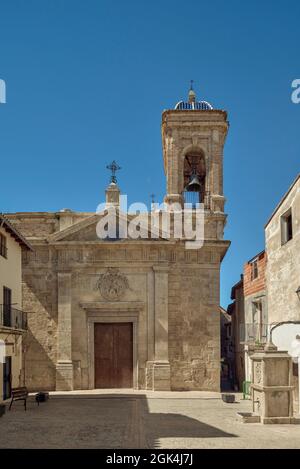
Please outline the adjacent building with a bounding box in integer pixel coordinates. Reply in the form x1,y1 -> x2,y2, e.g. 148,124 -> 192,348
220,306 -> 234,390
265,174 -> 300,405
243,250 -> 268,382
227,251 -> 268,389
0,215 -> 32,401
265,174 -> 300,325
228,174 -> 300,399
227,277 -> 245,390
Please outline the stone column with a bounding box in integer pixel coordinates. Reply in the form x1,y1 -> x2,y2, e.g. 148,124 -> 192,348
152,265 -> 170,390
56,272 -> 73,391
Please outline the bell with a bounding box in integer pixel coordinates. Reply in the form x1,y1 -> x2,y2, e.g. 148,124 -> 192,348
186,171 -> 201,192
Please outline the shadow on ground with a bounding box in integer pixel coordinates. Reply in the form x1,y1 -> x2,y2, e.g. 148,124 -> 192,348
0,393 -> 236,448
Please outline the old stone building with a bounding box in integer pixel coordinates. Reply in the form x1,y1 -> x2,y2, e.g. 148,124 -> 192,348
7,88 -> 230,392
265,174 -> 300,406
265,174 -> 300,324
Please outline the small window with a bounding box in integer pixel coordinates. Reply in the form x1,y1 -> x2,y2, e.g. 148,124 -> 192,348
281,209 -> 293,245
0,233 -> 7,258
251,259 -> 258,280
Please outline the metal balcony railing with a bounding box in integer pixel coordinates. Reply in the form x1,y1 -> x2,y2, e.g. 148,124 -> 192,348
240,323 -> 268,344
182,190 -> 211,209
0,305 -> 28,330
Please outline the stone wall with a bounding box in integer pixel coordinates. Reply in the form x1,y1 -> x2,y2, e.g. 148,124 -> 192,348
168,249 -> 221,391
22,271 -> 57,391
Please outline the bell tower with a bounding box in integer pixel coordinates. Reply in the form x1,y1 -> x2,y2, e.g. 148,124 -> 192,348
160,85 -> 230,392
162,84 -> 229,216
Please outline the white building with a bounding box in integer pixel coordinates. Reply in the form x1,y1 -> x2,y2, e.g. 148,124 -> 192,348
0,215 -> 32,401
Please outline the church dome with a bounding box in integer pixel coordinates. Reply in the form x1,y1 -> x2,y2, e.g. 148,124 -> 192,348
175,82 -> 213,110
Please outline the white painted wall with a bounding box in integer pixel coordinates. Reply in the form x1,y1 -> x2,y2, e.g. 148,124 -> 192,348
0,226 -> 24,401
272,323 -> 300,355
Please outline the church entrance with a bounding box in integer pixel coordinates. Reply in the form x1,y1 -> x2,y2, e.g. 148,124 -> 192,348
94,322 -> 133,388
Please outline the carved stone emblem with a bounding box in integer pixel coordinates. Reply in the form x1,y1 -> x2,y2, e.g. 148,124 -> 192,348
96,267 -> 129,301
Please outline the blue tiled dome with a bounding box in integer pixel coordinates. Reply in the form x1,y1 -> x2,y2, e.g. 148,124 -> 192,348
175,84 -> 213,110
175,100 -> 213,110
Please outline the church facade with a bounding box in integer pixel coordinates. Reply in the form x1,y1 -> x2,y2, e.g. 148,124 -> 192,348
8,89 -> 230,391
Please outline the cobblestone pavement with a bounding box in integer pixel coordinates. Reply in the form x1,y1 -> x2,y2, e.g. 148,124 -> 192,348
0,391 -> 300,448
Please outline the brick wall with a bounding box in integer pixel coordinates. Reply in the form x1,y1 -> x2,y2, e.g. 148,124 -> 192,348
243,251 -> 267,297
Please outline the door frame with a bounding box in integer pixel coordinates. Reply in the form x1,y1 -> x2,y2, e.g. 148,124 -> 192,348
86,309 -> 140,390
94,322 -> 134,389
3,356 -> 12,400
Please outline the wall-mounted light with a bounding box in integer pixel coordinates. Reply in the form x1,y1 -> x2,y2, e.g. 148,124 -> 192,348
296,286 -> 300,302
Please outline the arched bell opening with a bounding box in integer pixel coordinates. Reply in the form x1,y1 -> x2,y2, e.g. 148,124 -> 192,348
183,152 -> 206,206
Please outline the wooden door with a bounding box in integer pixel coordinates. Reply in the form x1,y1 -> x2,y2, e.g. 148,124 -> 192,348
94,323 -> 133,388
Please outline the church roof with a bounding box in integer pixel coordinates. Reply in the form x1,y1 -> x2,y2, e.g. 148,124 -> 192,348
0,213 -> 33,250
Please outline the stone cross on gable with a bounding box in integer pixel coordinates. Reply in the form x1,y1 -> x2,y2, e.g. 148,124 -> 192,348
106,160 -> 121,184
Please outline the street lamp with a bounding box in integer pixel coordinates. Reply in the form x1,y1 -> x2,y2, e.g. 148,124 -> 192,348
296,286 -> 300,302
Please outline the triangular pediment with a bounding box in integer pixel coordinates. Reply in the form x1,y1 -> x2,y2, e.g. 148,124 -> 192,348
47,211 -> 170,243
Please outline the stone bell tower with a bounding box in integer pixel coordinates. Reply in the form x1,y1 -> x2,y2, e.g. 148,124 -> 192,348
162,84 -> 229,221
160,85 -> 230,391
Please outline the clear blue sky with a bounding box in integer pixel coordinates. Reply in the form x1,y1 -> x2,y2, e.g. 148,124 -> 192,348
0,0 -> 299,306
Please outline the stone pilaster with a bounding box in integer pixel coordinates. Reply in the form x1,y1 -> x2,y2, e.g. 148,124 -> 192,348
56,272 -> 73,391
152,265 -> 170,390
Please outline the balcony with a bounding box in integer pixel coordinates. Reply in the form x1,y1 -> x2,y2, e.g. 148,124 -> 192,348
0,305 -> 28,331
240,323 -> 268,344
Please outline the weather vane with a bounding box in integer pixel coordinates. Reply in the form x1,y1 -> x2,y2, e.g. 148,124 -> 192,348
190,79 -> 194,90
106,160 -> 121,184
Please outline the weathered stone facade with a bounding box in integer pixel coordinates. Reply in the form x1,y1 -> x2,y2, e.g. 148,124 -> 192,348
265,174 -> 300,407
265,174 -> 300,323
7,96 -> 230,392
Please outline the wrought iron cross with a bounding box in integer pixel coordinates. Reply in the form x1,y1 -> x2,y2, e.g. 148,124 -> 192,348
106,160 -> 121,184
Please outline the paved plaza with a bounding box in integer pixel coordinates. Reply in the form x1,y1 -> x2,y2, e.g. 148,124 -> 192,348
0,390 -> 300,449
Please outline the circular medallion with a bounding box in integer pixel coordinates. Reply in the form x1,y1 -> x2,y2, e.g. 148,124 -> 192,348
96,267 -> 129,301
